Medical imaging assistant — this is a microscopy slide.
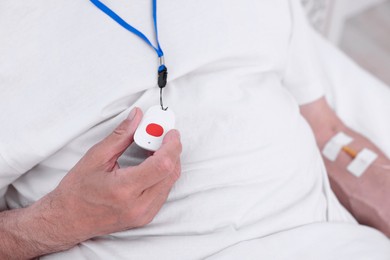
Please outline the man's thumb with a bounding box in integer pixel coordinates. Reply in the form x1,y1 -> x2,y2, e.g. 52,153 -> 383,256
92,107 -> 143,163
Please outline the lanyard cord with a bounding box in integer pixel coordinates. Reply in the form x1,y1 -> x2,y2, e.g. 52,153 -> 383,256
90,0 -> 168,110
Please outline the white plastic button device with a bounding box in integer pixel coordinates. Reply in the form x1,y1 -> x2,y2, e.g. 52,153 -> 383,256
134,106 -> 175,151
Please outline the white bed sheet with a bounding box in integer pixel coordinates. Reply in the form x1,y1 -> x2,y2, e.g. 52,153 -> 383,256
207,223 -> 390,260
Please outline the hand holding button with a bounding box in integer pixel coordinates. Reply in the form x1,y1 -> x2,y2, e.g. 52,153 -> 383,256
11,108 -> 181,258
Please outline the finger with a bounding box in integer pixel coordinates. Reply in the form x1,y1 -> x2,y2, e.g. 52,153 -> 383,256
91,107 -> 143,163
121,129 -> 182,190
142,158 -> 181,199
151,129 -> 182,164
134,160 -> 181,224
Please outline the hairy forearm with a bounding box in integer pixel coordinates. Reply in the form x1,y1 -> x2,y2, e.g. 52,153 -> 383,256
0,194 -> 78,259
301,97 -> 390,236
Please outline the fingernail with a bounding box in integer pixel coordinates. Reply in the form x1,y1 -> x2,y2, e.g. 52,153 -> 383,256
171,129 -> 181,140
128,107 -> 137,120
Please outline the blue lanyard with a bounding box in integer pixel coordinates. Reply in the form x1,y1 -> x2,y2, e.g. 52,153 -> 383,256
90,0 -> 169,108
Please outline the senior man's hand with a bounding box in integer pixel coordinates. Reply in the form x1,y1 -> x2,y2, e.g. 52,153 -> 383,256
0,107 -> 182,259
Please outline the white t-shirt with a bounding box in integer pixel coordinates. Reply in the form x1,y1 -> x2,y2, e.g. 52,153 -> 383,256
0,1 -> 389,259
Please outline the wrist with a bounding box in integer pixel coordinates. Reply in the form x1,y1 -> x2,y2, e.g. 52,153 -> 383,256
349,166 -> 390,236
0,192 -> 81,259
26,191 -> 85,251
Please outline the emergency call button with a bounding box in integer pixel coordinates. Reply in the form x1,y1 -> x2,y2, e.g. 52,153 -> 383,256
146,123 -> 164,137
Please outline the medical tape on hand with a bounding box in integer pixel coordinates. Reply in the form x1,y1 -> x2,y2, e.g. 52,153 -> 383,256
322,132 -> 353,161
347,148 -> 378,177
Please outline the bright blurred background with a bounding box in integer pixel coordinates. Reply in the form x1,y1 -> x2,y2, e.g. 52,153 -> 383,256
302,0 -> 390,86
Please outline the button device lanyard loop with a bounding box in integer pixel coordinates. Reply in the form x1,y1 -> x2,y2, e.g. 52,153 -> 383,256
90,0 -> 168,110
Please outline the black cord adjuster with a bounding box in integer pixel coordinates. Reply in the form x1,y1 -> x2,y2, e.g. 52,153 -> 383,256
157,65 -> 168,110
158,67 -> 168,89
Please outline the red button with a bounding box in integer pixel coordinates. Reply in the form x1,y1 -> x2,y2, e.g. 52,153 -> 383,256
146,123 -> 164,137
